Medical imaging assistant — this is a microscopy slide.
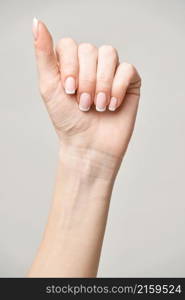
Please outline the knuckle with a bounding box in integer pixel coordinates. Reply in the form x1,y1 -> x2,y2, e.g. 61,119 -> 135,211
122,62 -> 136,74
56,37 -> 76,50
99,45 -> 117,57
120,62 -> 141,85
127,63 -> 141,81
128,63 -> 136,74
78,43 -> 97,53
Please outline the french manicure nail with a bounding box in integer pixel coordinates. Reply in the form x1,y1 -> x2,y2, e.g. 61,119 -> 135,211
96,92 -> 107,112
79,93 -> 91,111
109,97 -> 118,111
32,17 -> 39,40
65,77 -> 76,94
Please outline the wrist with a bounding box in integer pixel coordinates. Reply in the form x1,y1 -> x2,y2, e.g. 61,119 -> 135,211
59,142 -> 122,182
48,142 -> 122,232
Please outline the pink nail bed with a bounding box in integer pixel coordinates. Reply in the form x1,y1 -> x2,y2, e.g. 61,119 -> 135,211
79,93 -> 91,111
96,92 -> 107,112
65,77 -> 76,94
109,97 -> 118,111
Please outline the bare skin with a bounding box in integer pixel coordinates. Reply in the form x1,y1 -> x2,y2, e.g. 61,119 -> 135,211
28,18 -> 141,277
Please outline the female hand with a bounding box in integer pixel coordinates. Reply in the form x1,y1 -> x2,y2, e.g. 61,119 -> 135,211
33,18 -> 141,165
29,19 -> 142,277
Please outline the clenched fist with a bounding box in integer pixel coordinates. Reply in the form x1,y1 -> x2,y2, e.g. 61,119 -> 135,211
32,18 -> 141,161
29,18 -> 142,277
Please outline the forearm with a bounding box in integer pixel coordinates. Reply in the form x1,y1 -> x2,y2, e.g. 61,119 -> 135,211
28,145 -> 121,277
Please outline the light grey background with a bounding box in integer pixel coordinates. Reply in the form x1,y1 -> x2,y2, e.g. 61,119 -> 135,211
0,0 -> 185,277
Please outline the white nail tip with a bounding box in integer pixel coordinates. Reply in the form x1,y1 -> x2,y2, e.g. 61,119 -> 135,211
33,17 -> 38,28
32,17 -> 39,40
79,105 -> 90,112
65,89 -> 76,95
96,106 -> 106,112
108,107 -> 116,111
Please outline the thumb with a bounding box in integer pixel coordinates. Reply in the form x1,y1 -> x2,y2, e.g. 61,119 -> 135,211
32,18 -> 59,90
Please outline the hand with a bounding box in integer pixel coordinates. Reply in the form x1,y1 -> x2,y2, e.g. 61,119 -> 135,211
33,18 -> 141,162
29,18 -> 142,277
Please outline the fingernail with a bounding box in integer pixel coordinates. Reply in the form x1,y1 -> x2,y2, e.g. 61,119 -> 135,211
96,92 -> 107,112
64,77 -> 76,94
109,97 -> 118,111
32,17 -> 39,40
79,93 -> 91,111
